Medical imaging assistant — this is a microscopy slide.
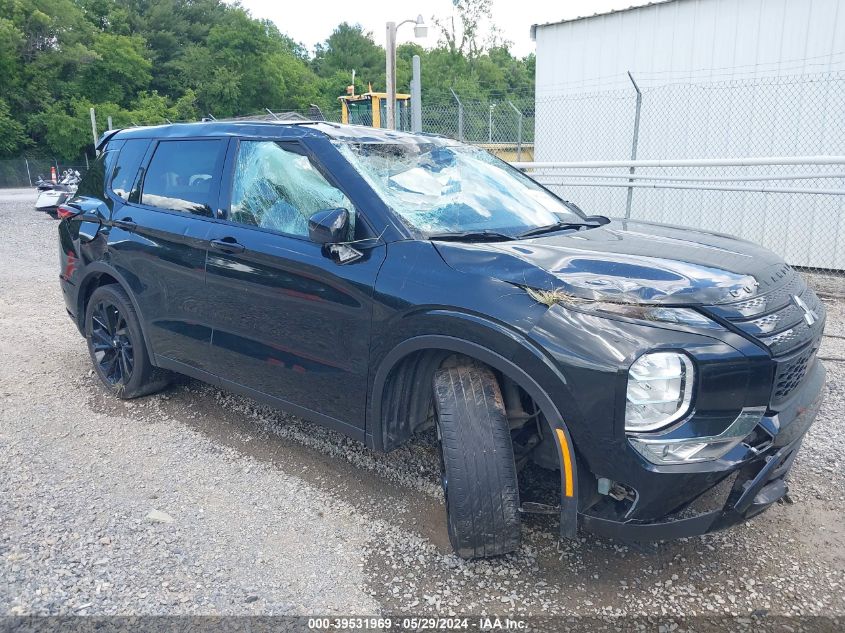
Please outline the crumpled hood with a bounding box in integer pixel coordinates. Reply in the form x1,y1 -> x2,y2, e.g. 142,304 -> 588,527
433,219 -> 786,305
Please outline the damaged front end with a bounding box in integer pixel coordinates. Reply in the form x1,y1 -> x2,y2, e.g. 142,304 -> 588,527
433,221 -> 826,541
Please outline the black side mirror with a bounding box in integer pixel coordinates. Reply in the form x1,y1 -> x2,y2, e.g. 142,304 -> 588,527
308,208 -> 349,244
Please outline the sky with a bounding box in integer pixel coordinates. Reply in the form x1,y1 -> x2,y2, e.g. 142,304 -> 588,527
237,0 -> 656,58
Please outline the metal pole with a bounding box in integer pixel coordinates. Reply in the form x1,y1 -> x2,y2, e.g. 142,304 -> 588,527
107,116 -> 113,131
411,54 -> 422,133
24,158 -> 32,187
449,88 -> 464,141
512,155 -> 845,169
508,101 -> 523,161
488,104 -> 495,143
625,71 -> 642,219
385,21 -> 397,130
84,153 -> 89,170
89,107 -> 98,154
265,108 -> 281,120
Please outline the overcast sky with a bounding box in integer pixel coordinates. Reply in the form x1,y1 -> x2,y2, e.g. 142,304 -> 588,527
237,0 -> 655,58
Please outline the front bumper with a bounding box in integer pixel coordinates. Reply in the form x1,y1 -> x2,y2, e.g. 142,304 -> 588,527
578,359 -> 825,541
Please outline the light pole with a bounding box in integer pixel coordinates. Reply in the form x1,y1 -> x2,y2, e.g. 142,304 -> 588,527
385,15 -> 427,130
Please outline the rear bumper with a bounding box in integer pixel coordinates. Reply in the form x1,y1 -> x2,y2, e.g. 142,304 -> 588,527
578,359 -> 825,541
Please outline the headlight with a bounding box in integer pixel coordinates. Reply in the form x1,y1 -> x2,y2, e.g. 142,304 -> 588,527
625,352 -> 694,432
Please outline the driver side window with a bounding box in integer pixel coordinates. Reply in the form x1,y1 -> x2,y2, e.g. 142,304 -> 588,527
230,140 -> 356,239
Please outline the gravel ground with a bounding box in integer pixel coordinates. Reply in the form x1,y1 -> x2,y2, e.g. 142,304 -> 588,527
1,188 -> 844,621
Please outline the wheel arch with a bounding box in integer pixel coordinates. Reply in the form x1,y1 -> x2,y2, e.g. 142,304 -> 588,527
369,331 -> 580,537
77,263 -> 156,363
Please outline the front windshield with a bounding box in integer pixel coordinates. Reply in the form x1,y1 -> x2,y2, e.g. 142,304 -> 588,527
335,141 -> 583,236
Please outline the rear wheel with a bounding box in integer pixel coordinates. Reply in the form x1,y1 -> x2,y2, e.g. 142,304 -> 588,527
85,284 -> 170,399
432,363 -> 521,559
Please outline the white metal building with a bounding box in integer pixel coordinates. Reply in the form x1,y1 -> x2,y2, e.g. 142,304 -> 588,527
532,0 -> 845,95
530,0 -> 845,271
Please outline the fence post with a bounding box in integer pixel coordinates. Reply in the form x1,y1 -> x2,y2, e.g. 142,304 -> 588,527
449,88 -> 464,142
90,108 -> 98,154
625,71 -> 642,220
24,158 -> 32,187
508,101 -> 523,161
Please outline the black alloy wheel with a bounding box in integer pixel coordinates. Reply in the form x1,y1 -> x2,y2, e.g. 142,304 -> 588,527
90,300 -> 134,386
84,283 -> 171,399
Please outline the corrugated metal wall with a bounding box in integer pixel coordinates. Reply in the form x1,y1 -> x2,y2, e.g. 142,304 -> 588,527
535,0 -> 845,95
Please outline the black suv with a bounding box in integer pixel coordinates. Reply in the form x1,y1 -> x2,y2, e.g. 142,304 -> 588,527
58,121 -> 826,559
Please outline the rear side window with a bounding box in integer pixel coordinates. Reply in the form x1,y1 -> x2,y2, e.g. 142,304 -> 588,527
75,148 -> 118,200
110,139 -> 149,201
140,139 -> 225,216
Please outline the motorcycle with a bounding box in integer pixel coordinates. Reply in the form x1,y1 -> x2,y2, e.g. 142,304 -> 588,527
35,175 -> 57,191
35,169 -> 81,216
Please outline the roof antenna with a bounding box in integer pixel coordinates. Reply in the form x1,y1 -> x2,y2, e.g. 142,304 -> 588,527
265,108 -> 281,120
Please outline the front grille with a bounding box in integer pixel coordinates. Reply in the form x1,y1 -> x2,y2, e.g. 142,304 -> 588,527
704,266 -> 825,406
773,344 -> 818,403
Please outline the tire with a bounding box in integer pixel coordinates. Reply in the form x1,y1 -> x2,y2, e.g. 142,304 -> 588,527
85,284 -> 170,399
432,363 -> 521,559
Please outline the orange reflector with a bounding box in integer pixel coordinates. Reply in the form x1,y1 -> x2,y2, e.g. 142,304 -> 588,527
555,428 -> 574,498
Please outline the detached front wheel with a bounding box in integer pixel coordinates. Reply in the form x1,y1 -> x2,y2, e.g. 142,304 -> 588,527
433,363 -> 521,559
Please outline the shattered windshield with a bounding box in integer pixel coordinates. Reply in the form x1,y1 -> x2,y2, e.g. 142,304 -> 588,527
335,142 -> 582,236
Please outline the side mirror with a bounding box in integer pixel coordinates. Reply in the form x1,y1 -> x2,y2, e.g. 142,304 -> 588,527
308,208 -> 349,244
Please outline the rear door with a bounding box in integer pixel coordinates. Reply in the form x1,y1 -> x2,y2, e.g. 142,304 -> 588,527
204,138 -> 386,435
107,137 -> 228,371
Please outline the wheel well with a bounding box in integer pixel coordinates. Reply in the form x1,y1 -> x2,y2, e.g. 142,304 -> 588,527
77,272 -> 120,329
378,349 -> 549,458
379,349 -> 451,451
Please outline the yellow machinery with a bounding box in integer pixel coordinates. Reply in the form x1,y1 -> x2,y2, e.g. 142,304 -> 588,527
339,88 -> 411,130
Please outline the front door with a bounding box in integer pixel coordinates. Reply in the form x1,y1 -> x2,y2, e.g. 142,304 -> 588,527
204,139 -> 385,434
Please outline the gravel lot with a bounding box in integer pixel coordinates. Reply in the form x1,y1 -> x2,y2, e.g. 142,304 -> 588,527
1,188 -> 844,621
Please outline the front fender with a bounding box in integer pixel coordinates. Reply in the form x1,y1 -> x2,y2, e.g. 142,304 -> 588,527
368,320 -> 581,538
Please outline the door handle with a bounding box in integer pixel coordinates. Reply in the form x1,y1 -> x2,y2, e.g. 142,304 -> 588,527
112,217 -> 137,231
210,238 -> 245,254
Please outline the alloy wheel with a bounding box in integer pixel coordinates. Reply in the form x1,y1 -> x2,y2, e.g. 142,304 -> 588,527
90,301 -> 134,386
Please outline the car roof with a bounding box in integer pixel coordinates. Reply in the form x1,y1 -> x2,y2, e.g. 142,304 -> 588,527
106,121 -> 451,146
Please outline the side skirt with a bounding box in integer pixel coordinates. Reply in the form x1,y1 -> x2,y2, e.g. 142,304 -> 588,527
154,355 -> 367,444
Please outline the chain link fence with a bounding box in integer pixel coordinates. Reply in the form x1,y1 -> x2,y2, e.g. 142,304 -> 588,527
423,72 -> 845,293
421,97 -> 535,162
0,157 -> 90,188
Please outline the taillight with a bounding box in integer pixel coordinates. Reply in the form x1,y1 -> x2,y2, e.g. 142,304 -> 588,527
57,205 -> 80,220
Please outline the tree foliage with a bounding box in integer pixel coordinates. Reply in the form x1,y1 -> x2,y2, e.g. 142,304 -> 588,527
0,0 -> 534,160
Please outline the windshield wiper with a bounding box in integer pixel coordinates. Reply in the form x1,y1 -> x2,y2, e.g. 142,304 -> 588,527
429,230 -> 515,242
516,221 -> 590,239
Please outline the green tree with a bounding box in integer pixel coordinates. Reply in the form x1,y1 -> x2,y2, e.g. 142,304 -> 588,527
313,23 -> 385,91
78,32 -> 152,105
0,98 -> 29,156
0,0 -> 536,157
